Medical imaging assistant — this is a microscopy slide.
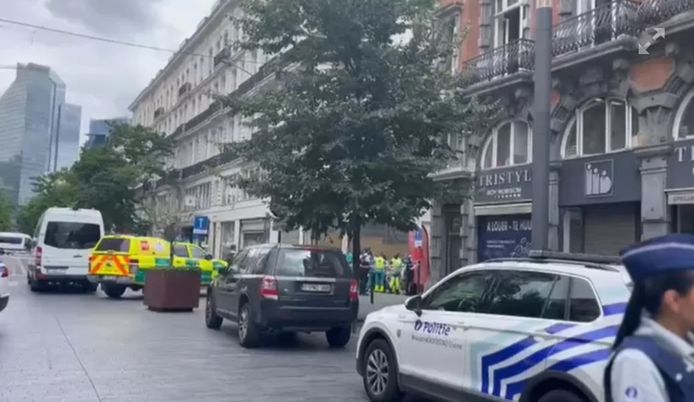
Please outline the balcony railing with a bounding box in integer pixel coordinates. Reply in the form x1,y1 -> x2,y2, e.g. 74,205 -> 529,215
553,0 -> 639,57
637,0 -> 694,27
461,39 -> 534,85
214,47 -> 231,68
178,82 -> 192,97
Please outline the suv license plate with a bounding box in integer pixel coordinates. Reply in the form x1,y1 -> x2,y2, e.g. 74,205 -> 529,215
301,283 -> 331,292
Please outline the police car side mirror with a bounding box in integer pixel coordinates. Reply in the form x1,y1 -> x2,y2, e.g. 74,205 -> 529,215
405,295 -> 423,317
205,254 -> 213,260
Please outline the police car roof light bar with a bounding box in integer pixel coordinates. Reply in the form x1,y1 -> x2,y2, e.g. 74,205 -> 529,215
527,250 -> 621,265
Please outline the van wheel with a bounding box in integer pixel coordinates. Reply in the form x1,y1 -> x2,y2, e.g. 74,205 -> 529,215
362,339 -> 402,402
103,284 -> 126,299
326,326 -> 351,348
538,389 -> 587,402
238,302 -> 261,348
205,291 -> 223,329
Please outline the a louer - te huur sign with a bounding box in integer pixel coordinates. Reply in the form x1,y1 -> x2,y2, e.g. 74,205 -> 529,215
475,165 -> 533,204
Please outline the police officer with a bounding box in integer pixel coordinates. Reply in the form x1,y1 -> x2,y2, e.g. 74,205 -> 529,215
605,234 -> 694,402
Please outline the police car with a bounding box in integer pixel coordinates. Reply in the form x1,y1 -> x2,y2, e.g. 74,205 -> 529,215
355,251 -> 632,402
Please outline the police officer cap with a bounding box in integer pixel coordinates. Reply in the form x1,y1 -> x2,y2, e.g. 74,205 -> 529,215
620,233 -> 694,282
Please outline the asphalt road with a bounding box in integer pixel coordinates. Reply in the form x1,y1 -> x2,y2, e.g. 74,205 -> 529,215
0,255 -> 393,402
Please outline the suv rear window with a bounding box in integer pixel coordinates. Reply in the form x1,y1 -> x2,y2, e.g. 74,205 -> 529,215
275,249 -> 351,278
95,238 -> 130,252
45,222 -> 101,249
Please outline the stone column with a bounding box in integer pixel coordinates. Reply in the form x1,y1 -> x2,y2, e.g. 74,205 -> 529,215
637,145 -> 672,240
460,198 -> 478,265
233,219 -> 241,249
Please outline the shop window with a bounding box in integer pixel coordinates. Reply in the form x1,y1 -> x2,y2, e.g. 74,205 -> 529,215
674,89 -> 694,139
481,121 -> 532,169
561,98 -> 639,158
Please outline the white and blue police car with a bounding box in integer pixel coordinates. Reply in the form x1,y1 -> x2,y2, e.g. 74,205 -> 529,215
356,251 -> 632,402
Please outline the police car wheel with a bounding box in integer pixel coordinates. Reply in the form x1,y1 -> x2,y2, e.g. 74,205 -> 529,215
205,292 -> 223,329
363,339 -> 402,402
537,389 -> 586,402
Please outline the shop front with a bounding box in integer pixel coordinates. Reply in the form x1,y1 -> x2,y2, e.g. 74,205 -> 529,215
475,164 -> 533,261
559,151 -> 641,256
667,139 -> 694,234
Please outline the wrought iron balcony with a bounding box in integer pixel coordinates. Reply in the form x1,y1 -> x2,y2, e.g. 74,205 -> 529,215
461,39 -> 534,85
178,82 -> 191,97
214,47 -> 231,68
637,0 -> 694,27
553,0 -> 639,57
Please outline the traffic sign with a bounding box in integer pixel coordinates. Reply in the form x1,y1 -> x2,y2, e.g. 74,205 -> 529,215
193,216 -> 209,235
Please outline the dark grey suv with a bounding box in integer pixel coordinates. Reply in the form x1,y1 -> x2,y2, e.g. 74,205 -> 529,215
205,244 -> 359,348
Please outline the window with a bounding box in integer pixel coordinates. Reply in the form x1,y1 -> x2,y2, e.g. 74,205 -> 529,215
275,249 -> 351,278
487,271 -> 557,319
674,89 -> 694,139
229,249 -> 248,273
481,121 -> 532,169
569,278 -> 601,322
173,244 -> 188,258
191,246 -> 207,259
543,275 -> 569,320
422,271 -> 493,312
561,99 -> 639,158
44,222 -> 101,249
494,0 -> 529,47
440,11 -> 460,74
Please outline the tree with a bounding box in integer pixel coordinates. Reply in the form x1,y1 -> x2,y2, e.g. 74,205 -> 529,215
17,124 -> 173,234
0,191 -> 13,231
226,0 -> 496,273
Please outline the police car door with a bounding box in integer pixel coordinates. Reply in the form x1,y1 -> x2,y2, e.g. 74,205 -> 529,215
398,270 -> 495,396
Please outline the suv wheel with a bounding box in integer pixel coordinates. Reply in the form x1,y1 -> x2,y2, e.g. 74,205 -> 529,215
362,339 -> 402,402
29,277 -> 45,292
326,326 -> 351,348
103,283 -> 126,299
205,291 -> 223,329
538,389 -> 587,402
238,302 -> 261,348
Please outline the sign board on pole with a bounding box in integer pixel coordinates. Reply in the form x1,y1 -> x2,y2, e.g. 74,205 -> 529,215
414,229 -> 424,247
193,216 -> 210,236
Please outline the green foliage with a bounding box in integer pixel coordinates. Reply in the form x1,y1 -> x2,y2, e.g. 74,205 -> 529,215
227,0 -> 496,240
0,191 -> 13,231
17,124 -> 173,234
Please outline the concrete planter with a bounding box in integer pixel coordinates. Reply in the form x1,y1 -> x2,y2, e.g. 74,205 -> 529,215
143,269 -> 200,312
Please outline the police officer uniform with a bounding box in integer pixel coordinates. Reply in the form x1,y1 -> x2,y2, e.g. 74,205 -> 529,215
605,235 -> 694,402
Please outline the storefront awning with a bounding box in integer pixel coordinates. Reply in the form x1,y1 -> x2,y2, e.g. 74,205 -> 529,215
473,202 -> 532,216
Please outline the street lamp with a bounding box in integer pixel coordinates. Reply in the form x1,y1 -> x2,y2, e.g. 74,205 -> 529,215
531,0 -> 553,251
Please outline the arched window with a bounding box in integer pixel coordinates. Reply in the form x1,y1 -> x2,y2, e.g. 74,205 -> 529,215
481,121 -> 531,169
674,89 -> 694,139
561,98 -> 639,158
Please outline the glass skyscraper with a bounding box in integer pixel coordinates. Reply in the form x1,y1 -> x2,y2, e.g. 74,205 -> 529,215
0,63 -> 81,206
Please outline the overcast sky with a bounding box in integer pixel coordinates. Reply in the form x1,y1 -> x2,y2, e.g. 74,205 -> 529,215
0,0 -> 217,143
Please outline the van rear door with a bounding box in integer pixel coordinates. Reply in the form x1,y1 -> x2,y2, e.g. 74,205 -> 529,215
91,237 -> 131,276
42,221 -> 102,275
273,248 -> 353,308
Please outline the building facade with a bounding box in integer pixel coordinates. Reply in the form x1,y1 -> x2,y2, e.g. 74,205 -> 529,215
130,0 -> 294,257
84,117 -> 130,150
429,0 -> 694,284
0,63 -> 81,206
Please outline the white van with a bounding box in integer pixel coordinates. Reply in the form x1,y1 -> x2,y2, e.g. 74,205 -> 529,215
27,208 -> 104,291
0,232 -> 32,254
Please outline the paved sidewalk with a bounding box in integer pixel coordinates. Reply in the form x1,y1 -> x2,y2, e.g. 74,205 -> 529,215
357,293 -> 409,321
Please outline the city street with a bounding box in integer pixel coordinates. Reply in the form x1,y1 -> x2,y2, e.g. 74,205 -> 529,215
0,256 -> 398,402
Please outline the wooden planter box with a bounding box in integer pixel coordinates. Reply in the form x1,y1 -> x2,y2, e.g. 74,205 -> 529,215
143,269 -> 200,312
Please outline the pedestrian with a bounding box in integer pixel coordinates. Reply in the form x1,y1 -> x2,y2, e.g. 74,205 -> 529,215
389,254 -> 403,295
404,255 -> 415,295
374,253 -> 386,293
604,234 -> 694,402
358,251 -> 370,295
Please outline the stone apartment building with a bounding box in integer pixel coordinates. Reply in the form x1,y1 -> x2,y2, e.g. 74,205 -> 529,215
429,0 -> 694,283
